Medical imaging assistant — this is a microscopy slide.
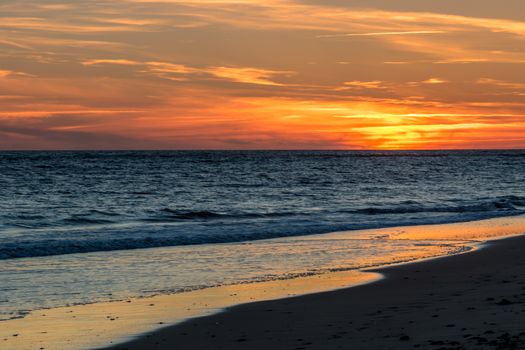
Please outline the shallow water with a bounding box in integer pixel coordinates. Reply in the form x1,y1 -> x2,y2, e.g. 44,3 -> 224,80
0,232 -> 466,321
3,215 -> 525,350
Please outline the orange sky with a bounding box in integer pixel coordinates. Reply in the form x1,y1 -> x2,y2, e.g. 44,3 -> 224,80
1,0 -> 525,149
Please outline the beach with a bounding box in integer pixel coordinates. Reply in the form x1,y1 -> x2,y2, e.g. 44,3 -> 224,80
2,0 -> 525,346
106,234 -> 525,350
3,215 -> 525,350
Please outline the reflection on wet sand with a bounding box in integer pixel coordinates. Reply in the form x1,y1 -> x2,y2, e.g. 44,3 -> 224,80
3,214 -> 525,350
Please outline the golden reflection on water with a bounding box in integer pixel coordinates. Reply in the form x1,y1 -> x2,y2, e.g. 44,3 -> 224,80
1,270 -> 381,350
2,215 -> 525,350
321,214 -> 525,242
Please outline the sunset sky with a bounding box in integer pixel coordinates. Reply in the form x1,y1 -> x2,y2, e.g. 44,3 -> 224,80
1,0 -> 525,149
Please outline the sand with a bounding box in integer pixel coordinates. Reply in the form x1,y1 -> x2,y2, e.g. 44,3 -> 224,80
105,235 -> 525,350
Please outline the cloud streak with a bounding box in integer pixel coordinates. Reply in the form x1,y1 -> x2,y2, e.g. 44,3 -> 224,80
317,30 -> 445,38
83,59 -> 294,86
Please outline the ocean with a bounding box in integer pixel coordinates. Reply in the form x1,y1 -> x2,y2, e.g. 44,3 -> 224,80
1,150 -> 525,321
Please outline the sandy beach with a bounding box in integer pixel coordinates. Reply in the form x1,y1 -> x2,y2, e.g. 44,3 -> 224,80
105,234 -> 525,350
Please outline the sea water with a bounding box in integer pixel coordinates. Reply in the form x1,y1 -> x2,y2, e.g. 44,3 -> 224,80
1,150 -> 524,320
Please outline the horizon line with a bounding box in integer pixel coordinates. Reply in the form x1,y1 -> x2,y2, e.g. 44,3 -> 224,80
1,148 -> 525,152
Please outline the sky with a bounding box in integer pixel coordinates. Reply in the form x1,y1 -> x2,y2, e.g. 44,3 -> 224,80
1,0 -> 525,150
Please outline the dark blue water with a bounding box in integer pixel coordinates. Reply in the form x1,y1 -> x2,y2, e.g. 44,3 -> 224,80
1,150 -> 524,260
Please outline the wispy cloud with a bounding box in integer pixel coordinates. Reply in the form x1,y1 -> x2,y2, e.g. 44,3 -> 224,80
341,81 -> 385,89
0,70 -> 14,78
0,109 -> 143,118
82,59 -> 141,66
317,30 -> 445,38
83,59 -> 293,86
477,78 -> 525,90
206,66 -> 293,86
421,78 -> 449,84
0,70 -> 34,78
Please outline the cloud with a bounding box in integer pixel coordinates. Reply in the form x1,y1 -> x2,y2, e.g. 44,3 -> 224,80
0,70 -> 34,78
82,59 -> 141,66
317,30 -> 445,38
0,109 -> 143,118
0,123 -> 160,150
206,66 -> 292,86
341,81 -> 385,89
0,70 -> 14,78
421,78 -> 449,84
477,78 -> 525,89
83,58 -> 293,86
0,38 -> 34,50
143,61 -> 198,75
0,16 -> 166,33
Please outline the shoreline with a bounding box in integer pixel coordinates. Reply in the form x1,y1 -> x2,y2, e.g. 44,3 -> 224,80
2,215 -> 525,350
105,233 -> 525,349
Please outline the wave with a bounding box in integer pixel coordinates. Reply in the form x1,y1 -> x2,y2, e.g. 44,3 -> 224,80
151,197 -> 525,222
150,209 -> 295,221
61,210 -> 122,225
158,209 -> 228,220
1,196 -> 524,260
352,196 -> 525,215
62,217 -> 115,225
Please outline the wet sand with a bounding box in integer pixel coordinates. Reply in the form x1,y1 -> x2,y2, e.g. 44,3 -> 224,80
106,234 -> 525,350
